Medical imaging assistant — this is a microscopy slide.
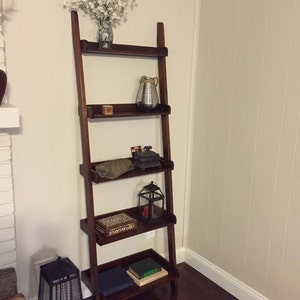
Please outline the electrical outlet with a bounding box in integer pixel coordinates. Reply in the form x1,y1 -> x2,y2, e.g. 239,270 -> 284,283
146,230 -> 155,239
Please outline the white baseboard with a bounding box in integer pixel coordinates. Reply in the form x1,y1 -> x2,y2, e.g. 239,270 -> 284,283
176,247 -> 186,264
184,248 -> 269,300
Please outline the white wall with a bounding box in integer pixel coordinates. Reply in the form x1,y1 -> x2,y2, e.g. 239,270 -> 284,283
3,0 -> 197,297
189,0 -> 300,299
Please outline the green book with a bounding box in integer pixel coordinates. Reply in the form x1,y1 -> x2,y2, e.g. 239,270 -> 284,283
128,258 -> 162,279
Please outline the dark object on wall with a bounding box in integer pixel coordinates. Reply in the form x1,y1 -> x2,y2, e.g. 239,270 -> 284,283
0,70 -> 7,104
38,256 -> 82,300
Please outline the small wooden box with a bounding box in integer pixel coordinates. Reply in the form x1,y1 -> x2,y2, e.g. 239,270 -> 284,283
102,105 -> 113,115
96,213 -> 137,237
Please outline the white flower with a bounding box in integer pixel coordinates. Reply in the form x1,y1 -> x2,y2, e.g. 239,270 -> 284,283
64,0 -> 137,28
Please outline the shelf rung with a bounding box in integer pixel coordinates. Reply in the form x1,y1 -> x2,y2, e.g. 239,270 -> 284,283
79,158 -> 174,184
86,104 -> 171,119
81,249 -> 179,300
80,40 -> 168,57
80,207 -> 177,246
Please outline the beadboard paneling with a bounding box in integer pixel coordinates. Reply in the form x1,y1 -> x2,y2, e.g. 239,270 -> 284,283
189,0 -> 300,299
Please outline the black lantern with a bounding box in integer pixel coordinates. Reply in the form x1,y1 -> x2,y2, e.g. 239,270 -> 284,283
38,257 -> 82,300
138,181 -> 165,222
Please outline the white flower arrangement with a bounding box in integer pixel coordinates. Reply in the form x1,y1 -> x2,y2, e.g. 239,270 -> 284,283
64,0 -> 137,28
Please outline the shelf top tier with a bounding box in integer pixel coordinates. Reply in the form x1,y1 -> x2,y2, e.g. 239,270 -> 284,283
80,40 -> 168,57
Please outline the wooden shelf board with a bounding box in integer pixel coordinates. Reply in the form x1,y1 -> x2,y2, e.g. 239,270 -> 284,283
79,158 -> 174,184
81,249 -> 179,300
80,207 -> 176,246
80,40 -> 168,57
86,104 -> 171,119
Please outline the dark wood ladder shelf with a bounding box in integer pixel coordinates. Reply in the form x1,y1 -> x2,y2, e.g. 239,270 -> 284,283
71,10 -> 178,300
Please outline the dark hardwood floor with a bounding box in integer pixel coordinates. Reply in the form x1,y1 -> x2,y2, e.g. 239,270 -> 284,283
130,263 -> 238,300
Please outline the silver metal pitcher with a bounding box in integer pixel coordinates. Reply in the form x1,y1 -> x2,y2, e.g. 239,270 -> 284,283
136,76 -> 159,112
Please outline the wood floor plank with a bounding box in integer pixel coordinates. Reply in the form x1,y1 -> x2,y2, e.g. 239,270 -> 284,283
129,263 -> 238,300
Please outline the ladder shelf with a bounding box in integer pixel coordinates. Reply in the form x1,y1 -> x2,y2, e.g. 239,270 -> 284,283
71,10 -> 178,300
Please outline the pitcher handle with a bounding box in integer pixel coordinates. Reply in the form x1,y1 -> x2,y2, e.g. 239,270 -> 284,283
154,77 -> 158,86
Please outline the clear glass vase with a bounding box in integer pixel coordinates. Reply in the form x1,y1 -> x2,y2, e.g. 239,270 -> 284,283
98,25 -> 113,49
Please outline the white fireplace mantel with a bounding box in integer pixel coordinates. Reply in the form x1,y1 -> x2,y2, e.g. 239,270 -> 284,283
0,1 -> 20,271
0,104 -> 19,128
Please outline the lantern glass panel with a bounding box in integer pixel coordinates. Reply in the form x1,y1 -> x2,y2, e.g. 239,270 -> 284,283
138,182 -> 164,222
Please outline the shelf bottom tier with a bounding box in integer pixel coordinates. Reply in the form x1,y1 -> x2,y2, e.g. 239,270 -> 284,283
81,248 -> 179,300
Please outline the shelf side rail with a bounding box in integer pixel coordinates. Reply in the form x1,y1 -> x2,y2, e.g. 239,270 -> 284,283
71,10 -> 100,300
157,22 -> 178,293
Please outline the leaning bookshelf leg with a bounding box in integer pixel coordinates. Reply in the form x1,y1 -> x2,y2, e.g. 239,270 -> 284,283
170,279 -> 178,295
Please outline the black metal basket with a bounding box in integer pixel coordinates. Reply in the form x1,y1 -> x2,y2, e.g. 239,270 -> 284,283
38,257 -> 82,300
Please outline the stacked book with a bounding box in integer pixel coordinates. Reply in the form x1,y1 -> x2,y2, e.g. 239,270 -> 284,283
126,258 -> 168,287
98,266 -> 134,297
